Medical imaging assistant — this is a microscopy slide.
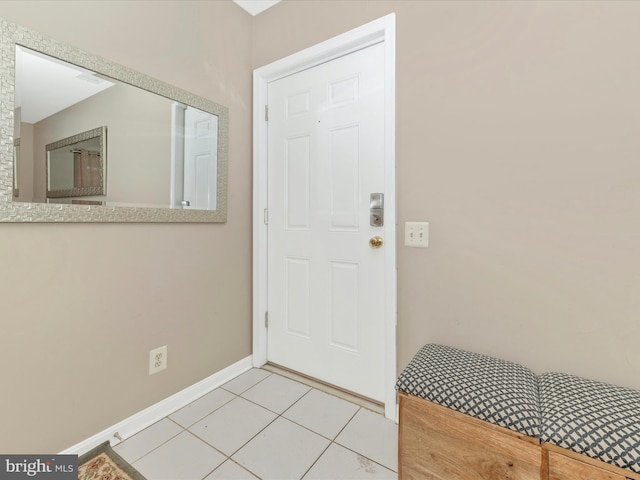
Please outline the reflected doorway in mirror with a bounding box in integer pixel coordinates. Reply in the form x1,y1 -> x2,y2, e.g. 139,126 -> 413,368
170,104 -> 218,210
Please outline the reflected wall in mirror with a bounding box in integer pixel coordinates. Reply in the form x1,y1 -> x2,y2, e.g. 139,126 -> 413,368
46,126 -> 106,199
0,17 -> 228,222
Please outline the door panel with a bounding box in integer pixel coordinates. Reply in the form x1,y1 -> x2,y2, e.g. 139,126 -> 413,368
285,135 -> 310,229
329,125 -> 360,229
329,260 -> 360,352
267,42 -> 386,401
285,257 -> 310,338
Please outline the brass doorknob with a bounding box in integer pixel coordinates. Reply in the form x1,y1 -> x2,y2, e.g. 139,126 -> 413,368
369,236 -> 383,248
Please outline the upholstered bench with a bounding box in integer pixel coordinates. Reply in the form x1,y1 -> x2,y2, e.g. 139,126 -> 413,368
540,372 -> 640,480
397,343 -> 640,480
396,344 -> 543,480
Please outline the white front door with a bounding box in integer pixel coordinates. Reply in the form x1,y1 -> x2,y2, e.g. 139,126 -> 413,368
267,42 -> 389,402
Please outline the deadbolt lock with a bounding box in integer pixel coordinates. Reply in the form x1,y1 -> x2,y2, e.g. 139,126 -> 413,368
370,193 -> 384,227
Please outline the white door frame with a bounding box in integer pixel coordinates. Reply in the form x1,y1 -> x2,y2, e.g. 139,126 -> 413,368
252,13 -> 397,419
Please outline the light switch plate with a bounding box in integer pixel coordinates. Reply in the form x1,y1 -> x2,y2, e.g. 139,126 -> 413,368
405,222 -> 429,248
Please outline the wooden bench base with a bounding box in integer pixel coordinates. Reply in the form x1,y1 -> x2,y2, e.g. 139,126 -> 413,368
543,444 -> 640,480
398,392 -> 542,480
398,392 -> 640,480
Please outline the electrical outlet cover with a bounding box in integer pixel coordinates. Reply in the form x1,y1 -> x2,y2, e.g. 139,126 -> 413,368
149,345 -> 168,375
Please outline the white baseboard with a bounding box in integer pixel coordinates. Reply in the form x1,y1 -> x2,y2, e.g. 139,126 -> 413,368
60,355 -> 253,455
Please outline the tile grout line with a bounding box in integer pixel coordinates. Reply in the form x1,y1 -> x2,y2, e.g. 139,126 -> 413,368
119,369 -> 396,479
122,417 -> 185,467
299,439 -> 333,480
217,378 -> 313,461
121,376 -> 267,478
187,388 -> 280,478
220,370 -> 273,396
203,375 -> 334,479
174,386 -> 268,480
232,382 -> 322,480
122,380 -> 244,468
176,392 -> 237,430
178,430 -> 231,480
298,406 -> 362,480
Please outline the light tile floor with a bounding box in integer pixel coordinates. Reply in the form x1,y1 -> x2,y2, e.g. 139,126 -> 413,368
114,368 -> 398,480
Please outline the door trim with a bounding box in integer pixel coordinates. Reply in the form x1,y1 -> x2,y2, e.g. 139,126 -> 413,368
252,13 -> 397,419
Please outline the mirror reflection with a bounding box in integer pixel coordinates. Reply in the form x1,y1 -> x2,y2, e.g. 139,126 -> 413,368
46,126 -> 106,199
14,45 -> 222,211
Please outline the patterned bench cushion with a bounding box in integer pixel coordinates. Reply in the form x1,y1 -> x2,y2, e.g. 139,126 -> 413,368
540,372 -> 640,474
396,344 -> 540,437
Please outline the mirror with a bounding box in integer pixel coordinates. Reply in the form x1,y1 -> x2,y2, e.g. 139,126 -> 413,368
0,17 -> 228,222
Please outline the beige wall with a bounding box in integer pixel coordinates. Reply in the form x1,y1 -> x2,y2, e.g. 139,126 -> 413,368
252,1 -> 640,388
0,1 -> 252,453
3,0 -> 640,455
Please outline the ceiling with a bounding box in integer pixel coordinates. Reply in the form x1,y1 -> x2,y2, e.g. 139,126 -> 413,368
233,0 -> 281,16
15,46 -> 115,124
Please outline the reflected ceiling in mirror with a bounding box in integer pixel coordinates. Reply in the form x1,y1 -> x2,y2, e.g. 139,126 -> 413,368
0,17 -> 228,222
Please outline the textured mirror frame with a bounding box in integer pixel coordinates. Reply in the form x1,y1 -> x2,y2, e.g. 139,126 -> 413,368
0,18 -> 228,222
